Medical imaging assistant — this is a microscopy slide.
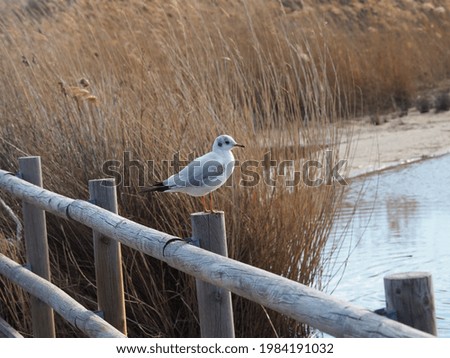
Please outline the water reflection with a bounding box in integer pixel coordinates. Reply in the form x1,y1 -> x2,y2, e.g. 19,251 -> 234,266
324,154 -> 450,337
386,197 -> 419,238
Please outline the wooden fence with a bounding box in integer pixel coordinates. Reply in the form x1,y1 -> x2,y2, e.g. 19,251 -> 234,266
0,156 -> 436,338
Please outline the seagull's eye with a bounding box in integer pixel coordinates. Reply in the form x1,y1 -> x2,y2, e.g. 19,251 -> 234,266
225,140 -> 230,145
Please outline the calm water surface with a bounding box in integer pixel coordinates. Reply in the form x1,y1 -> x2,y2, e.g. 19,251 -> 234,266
324,154 -> 450,337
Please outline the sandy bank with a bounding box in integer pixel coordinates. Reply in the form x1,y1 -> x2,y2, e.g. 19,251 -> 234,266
344,110 -> 450,178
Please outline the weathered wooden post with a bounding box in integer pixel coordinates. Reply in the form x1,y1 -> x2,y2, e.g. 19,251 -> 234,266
384,272 -> 437,335
89,179 -> 127,335
19,156 -> 56,338
191,211 -> 235,338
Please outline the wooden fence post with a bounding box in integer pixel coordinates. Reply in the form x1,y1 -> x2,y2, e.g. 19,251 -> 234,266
19,156 -> 56,338
191,211 -> 235,338
384,272 -> 437,335
89,179 -> 127,335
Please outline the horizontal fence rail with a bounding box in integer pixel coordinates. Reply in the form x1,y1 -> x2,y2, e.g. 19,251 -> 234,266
0,253 -> 125,338
0,315 -> 24,338
0,169 -> 433,338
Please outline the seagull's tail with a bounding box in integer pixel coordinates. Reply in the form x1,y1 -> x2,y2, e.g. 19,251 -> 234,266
139,182 -> 170,194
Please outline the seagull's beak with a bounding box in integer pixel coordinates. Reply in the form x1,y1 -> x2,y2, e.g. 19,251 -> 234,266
233,143 -> 245,148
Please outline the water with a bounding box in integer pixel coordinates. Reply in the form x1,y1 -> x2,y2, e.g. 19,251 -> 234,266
324,154 -> 450,337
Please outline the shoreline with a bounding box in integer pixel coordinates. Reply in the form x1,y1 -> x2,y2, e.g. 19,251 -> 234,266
343,109 -> 450,178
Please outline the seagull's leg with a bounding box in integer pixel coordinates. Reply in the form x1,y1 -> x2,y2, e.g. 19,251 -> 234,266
209,193 -> 214,213
201,196 -> 209,213
201,196 -> 206,212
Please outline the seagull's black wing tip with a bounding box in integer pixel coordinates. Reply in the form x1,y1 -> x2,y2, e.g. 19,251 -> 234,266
140,182 -> 170,194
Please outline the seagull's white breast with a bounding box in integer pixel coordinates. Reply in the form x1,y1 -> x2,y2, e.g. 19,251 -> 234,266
162,149 -> 236,197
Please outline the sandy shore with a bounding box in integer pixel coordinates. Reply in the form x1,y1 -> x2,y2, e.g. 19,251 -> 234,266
343,110 -> 450,178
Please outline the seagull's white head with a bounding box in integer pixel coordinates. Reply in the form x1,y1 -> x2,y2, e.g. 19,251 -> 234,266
212,134 -> 245,152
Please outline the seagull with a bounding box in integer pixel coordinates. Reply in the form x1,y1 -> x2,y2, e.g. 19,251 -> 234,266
141,134 -> 244,212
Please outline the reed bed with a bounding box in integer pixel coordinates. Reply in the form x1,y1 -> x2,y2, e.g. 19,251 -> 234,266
1,0 -> 449,337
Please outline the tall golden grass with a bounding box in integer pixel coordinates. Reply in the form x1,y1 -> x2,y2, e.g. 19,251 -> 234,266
288,1 -> 450,115
0,0 -> 449,337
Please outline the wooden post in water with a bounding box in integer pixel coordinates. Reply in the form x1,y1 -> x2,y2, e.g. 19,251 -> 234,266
384,272 -> 437,335
89,179 -> 127,335
19,156 -> 56,338
192,212 -> 235,338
